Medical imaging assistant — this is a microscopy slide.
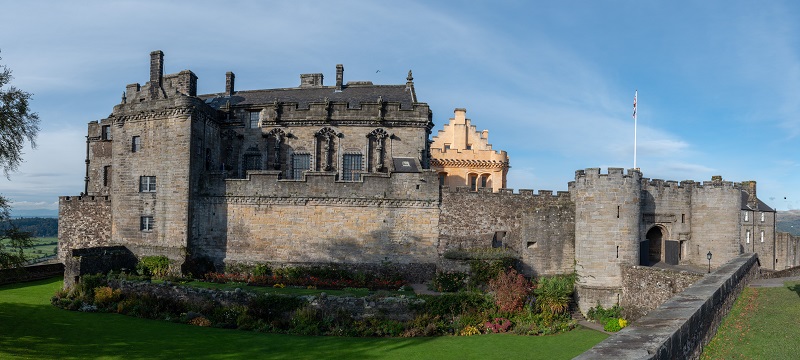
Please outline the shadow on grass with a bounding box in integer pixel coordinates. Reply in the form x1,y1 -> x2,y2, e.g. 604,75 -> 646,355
787,283 -> 800,298
0,277 -> 606,360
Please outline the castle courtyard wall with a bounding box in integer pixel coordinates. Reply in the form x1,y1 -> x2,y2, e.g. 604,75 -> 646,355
438,187 -> 575,277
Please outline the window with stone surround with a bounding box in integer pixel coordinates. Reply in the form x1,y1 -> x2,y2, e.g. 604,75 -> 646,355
746,230 -> 751,244
140,216 -> 154,231
760,212 -> 765,222
101,125 -> 111,140
760,230 -> 765,243
248,111 -> 260,129
139,176 -> 156,192
244,154 -> 262,172
292,153 -> 311,179
469,173 -> 478,191
342,153 -> 362,181
132,136 -> 141,152
744,211 -> 749,222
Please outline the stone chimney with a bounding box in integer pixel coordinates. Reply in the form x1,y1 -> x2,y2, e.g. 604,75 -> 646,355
150,50 -> 164,86
300,73 -> 324,88
744,180 -> 758,207
226,72 -> 235,96
335,64 -> 344,91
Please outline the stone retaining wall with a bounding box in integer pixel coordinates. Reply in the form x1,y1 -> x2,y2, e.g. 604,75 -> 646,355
620,266 -> 704,321
0,263 -> 64,286
760,264 -> 800,279
576,253 -> 760,360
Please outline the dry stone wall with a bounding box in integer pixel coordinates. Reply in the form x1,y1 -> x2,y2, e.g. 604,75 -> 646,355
620,265 -> 703,321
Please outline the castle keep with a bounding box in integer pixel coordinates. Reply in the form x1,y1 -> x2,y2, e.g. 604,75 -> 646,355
59,51 -> 794,313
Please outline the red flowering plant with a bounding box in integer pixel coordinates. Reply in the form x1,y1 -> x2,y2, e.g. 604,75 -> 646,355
484,317 -> 512,333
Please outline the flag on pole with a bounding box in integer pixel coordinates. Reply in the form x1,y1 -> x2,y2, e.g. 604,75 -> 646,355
632,90 -> 637,120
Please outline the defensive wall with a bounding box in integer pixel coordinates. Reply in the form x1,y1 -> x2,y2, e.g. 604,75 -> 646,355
620,265 -> 704,321
576,253 -> 760,360
438,186 -> 574,277
0,263 -> 65,286
190,169 -> 440,281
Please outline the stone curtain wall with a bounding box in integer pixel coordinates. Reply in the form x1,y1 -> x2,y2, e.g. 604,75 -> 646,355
191,171 -> 441,280
621,265 -> 703,321
775,231 -> 799,270
58,196 -> 112,262
438,187 -> 575,277
576,253 -> 760,360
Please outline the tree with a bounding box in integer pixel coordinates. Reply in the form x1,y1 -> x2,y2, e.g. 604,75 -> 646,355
0,49 -> 40,269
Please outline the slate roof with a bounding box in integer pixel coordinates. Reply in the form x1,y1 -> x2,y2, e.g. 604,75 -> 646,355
199,84 -> 416,110
741,191 -> 776,212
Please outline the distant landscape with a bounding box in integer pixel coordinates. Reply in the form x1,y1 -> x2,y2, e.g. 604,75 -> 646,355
777,210 -> 800,236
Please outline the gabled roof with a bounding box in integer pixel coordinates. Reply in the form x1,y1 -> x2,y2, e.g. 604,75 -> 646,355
741,191 -> 776,212
199,84 -> 416,110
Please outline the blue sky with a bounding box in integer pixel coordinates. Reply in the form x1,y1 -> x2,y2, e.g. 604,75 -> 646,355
1,0 -> 798,214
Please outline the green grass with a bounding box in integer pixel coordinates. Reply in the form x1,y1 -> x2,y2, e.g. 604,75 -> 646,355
0,277 -> 607,359
701,281 -> 800,359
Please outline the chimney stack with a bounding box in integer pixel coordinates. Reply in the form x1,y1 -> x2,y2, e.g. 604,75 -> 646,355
150,50 -> 164,86
226,72 -> 235,96
336,64 -> 344,91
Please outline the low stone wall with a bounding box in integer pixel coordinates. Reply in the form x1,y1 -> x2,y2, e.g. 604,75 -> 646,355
0,263 -> 64,286
576,253 -> 760,360
621,266 -> 704,321
760,265 -> 800,279
109,280 -> 421,321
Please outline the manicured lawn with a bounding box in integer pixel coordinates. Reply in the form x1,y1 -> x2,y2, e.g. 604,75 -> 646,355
701,281 -> 800,359
0,278 -> 607,359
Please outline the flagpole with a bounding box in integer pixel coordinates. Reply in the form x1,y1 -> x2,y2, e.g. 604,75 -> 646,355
633,90 -> 638,170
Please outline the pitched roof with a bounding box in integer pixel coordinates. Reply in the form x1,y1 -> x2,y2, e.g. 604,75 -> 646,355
741,190 -> 775,212
199,84 -> 416,110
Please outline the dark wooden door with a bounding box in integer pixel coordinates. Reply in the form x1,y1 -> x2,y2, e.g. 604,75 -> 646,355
665,240 -> 680,265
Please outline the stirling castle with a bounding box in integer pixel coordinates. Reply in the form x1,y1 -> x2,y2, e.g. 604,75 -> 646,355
59,51 -> 799,313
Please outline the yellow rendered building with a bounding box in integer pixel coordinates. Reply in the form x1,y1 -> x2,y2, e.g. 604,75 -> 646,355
430,108 -> 509,192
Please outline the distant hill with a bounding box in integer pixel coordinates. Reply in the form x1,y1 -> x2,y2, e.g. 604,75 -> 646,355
0,217 -> 58,238
777,210 -> 800,236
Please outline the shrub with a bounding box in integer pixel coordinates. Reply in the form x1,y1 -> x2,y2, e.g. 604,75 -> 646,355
431,271 -> 468,292
484,317 -> 512,333
533,273 -> 575,322
469,258 -> 517,287
246,293 -> 307,323
252,263 -> 272,277
586,303 -> 622,323
603,318 -> 622,332
290,306 -> 322,336
488,269 -> 532,313
136,256 -> 170,278
417,292 -> 493,318
93,286 -> 121,306
442,248 -> 517,261
189,316 -> 212,327
459,325 -> 480,336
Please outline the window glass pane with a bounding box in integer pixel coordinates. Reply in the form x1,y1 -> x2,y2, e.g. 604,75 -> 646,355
244,154 -> 262,171
249,111 -> 260,128
292,154 -> 310,179
140,216 -> 154,231
343,154 -> 362,181
132,136 -> 141,152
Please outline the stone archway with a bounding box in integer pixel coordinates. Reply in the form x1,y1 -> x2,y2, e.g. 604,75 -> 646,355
646,226 -> 665,263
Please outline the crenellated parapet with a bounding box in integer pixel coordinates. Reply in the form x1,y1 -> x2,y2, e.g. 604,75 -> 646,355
440,185 -> 571,201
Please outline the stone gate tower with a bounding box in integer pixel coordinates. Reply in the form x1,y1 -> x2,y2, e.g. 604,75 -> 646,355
571,168 -> 642,313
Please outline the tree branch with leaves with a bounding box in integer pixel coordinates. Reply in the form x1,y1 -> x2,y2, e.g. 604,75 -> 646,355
0,49 -> 40,269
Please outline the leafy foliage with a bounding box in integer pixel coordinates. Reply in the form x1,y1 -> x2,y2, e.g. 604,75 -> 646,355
136,256 -> 170,278
488,268 -> 532,313
533,273 -> 575,323
431,271 -> 468,292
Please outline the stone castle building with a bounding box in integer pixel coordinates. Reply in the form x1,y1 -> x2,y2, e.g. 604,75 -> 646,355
59,51 -> 796,313
430,108 -> 509,192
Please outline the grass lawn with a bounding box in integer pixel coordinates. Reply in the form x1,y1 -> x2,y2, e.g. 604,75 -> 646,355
701,281 -> 800,359
0,277 -> 608,360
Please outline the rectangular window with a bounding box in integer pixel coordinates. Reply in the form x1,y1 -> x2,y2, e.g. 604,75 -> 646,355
342,154 -> 362,181
292,154 -> 310,179
444,144 -> 451,151
469,174 -> 478,191
140,216 -> 154,231
131,136 -> 141,152
101,125 -> 111,140
760,212 -> 765,222
249,111 -> 260,129
681,214 -> 685,223
139,176 -> 156,192
439,173 -> 447,187
466,144 -> 472,150
244,154 -> 262,172
746,230 -> 750,244
480,175 -> 488,188
744,212 -> 749,222
760,230 -> 765,243
103,165 -> 111,187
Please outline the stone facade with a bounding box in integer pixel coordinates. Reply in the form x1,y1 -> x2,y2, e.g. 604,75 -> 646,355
620,265 -> 704,321
59,51 -> 789,314
430,108 -> 509,192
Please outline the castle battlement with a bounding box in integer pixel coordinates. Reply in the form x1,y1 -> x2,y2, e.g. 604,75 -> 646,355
441,186 -> 570,200
60,195 -> 110,203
